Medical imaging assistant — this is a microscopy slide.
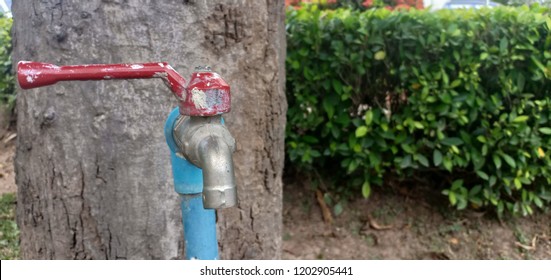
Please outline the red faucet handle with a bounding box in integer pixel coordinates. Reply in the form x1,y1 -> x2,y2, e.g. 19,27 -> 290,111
18,61 -> 63,89
17,61 -> 186,96
181,69 -> 231,116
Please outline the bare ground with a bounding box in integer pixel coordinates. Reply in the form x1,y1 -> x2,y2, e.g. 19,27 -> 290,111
1,130 -> 550,259
0,134 -> 16,195
282,180 -> 551,259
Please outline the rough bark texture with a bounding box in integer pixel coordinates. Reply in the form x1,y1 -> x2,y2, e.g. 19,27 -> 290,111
12,0 -> 286,259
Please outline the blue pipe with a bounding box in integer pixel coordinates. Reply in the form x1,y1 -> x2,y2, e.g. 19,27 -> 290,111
164,108 -> 218,260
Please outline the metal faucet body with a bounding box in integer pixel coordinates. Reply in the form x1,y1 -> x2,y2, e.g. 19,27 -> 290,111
17,61 -> 237,260
173,115 -> 237,209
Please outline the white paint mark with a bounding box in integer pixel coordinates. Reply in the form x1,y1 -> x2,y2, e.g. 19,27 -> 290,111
153,72 -> 168,78
130,64 -> 144,69
207,82 -> 211,87
104,76 -> 112,79
44,64 -> 61,70
22,69 -> 42,84
158,63 -> 164,67
191,87 -> 208,109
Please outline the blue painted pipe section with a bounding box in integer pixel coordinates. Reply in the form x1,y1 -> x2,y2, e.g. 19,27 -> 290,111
180,194 -> 218,260
164,108 -> 203,194
165,108 -> 219,260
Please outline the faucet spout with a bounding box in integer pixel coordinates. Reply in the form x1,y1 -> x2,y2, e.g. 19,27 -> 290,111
198,136 -> 237,208
173,115 -> 237,209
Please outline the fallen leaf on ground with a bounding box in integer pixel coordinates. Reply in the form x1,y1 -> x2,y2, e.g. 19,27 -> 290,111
366,213 -> 393,230
2,133 -> 16,144
449,237 -> 459,245
315,189 -> 333,225
515,235 -> 538,251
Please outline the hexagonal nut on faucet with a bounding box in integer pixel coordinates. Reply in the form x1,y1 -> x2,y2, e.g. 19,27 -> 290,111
202,184 -> 237,209
180,68 -> 231,117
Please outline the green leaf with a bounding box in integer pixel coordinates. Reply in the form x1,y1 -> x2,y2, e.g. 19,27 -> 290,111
500,38 -> 508,54
476,170 -> 489,180
347,159 -> 360,174
480,52 -> 489,60
517,73 -> 525,93
433,150 -> 443,166
356,126 -> 368,138
322,98 -> 335,118
417,154 -> 429,167
531,56 -> 547,76
469,185 -> 482,197
497,201 -> 504,214
374,51 -> 386,60
452,179 -> 464,190
513,116 -> 529,123
443,157 -> 453,171
333,202 -> 344,216
538,127 -> 551,135
400,155 -> 412,169
449,192 -> 457,206
457,199 -> 467,210
332,80 -> 343,94
401,143 -> 414,154
514,178 -> 522,189
493,154 -> 502,169
441,137 -> 463,146
362,181 -> 371,198
413,121 -> 424,129
302,135 -> 319,144
489,176 -> 497,187
365,110 -> 373,126
368,152 -> 381,167
501,153 -> 516,168
534,196 -> 543,208
450,80 -> 461,88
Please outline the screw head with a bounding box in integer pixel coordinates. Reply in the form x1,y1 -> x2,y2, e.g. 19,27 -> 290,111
194,65 -> 212,72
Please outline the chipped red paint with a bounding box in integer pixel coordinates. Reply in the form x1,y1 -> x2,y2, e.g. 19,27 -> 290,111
17,61 -> 186,96
181,71 -> 230,116
16,61 -> 231,116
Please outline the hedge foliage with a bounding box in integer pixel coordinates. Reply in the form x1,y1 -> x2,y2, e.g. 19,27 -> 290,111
0,15 -> 13,108
286,5 -> 551,215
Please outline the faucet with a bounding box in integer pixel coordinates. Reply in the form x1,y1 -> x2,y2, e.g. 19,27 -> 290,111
17,61 -> 237,259
173,114 -> 237,208
171,67 -> 237,209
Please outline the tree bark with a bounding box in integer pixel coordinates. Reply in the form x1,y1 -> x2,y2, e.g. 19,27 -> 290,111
12,0 -> 285,260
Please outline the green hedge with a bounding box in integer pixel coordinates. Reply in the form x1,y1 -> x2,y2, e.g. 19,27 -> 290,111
0,15 -> 13,109
286,5 -> 551,215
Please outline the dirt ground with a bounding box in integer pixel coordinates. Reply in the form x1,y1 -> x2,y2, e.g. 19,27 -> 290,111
282,180 -> 551,259
1,129 -> 550,259
0,134 -> 16,195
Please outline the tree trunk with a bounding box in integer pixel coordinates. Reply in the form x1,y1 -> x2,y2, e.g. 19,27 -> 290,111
12,0 -> 286,260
